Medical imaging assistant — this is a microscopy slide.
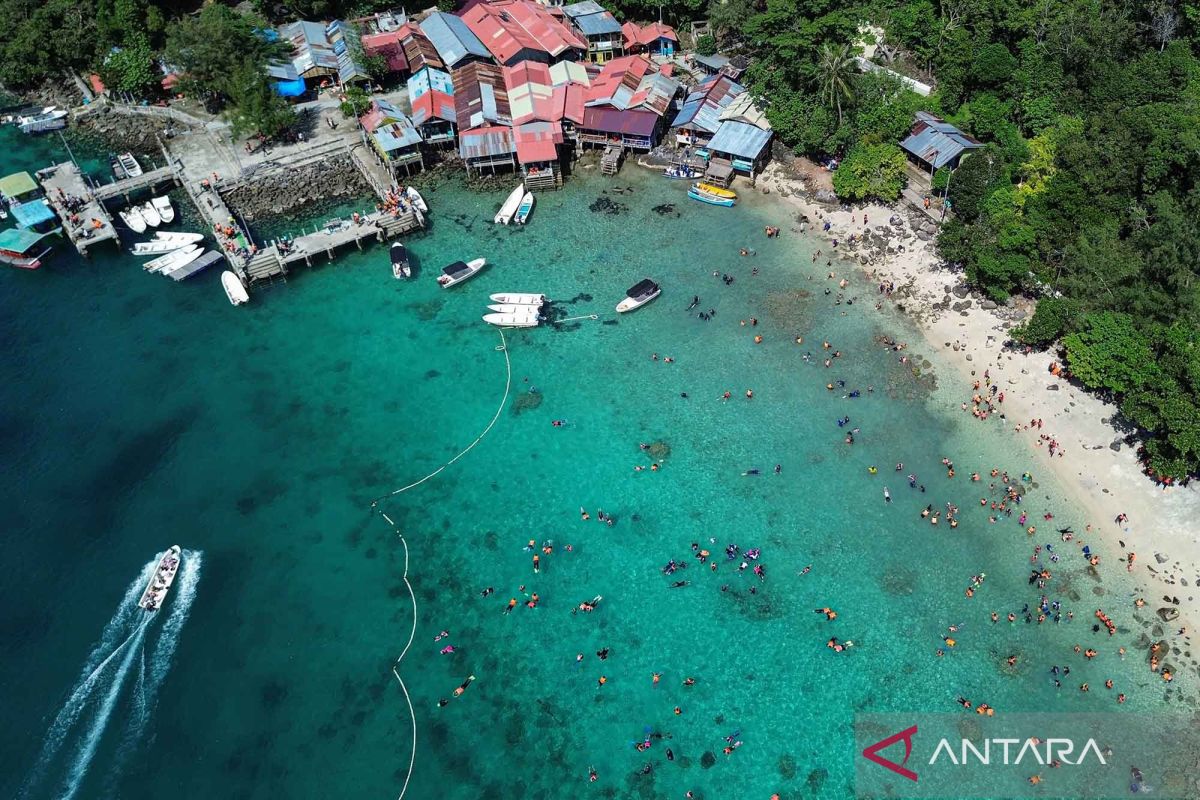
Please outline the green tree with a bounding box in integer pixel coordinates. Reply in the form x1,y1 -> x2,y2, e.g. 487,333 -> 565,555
1063,312 -> 1159,396
164,4 -> 290,107
695,33 -> 717,56
1012,297 -> 1081,347
226,59 -> 296,138
101,35 -> 158,95
832,142 -> 907,201
340,85 -> 372,118
815,42 -> 857,125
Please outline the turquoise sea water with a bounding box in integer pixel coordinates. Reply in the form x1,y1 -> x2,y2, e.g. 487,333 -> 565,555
1,127 -> 1192,799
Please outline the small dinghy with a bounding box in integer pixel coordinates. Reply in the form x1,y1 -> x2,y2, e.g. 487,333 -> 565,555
118,152 -> 143,178
687,187 -> 735,207
132,232 -> 203,256
140,201 -> 162,227
490,292 -> 546,305
151,195 -> 174,224
494,184 -> 525,225
120,206 -> 147,234
391,242 -> 411,279
616,278 -> 661,313
487,303 -> 544,314
222,271 -> 250,306
514,192 -> 535,225
483,310 -> 540,328
145,244 -> 200,273
437,258 -> 487,288
405,186 -> 428,213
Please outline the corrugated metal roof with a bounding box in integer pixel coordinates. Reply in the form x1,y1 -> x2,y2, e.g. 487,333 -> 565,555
461,0 -> 585,64
266,62 -> 300,81
514,120 -> 562,163
401,29 -> 445,72
900,115 -> 982,168
552,83 -> 586,124
692,53 -> 729,71
0,227 -> 50,253
408,67 -> 454,99
459,125 -> 516,160
505,62 -> 556,124
453,62 -> 511,130
0,171 -> 38,199
670,74 -> 744,132
420,10 -> 491,67
549,60 -> 589,87
571,11 -> 622,37
580,107 -> 658,136
279,20 -> 368,83
706,120 -> 772,160
411,90 -> 457,125
719,92 -> 769,130
361,31 -> 409,73
561,1 -> 605,17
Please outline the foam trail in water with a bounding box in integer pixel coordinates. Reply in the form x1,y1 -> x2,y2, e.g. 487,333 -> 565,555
57,615 -> 151,800
104,551 -> 203,792
19,555 -> 160,795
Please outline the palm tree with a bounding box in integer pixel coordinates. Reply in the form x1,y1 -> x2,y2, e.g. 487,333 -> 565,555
816,43 -> 857,126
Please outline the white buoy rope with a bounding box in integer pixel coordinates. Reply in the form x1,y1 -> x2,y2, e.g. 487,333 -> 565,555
370,329 -> 511,800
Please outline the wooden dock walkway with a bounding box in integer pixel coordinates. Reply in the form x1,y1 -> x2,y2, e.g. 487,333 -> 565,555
282,210 -> 423,267
38,163 -> 120,256
93,165 -> 178,202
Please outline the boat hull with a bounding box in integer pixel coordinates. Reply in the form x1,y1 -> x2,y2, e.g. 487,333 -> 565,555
222,271 -> 250,305
483,312 -> 540,327
152,196 -> 175,224
121,209 -> 148,234
437,257 -> 487,288
391,243 -> 411,279
141,202 -> 161,227
494,185 -> 525,225
616,290 -> 661,313
694,182 -> 736,199
405,187 -> 428,213
490,293 -> 546,305
138,546 -> 182,611
515,194 -> 535,225
688,189 -> 735,207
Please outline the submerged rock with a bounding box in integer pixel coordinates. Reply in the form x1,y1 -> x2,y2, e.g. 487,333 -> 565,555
511,391 -> 543,415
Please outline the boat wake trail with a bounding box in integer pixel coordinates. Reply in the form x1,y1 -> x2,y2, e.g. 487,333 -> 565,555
18,549 -> 203,800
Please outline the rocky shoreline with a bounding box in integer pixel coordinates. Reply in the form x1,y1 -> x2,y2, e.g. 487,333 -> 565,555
221,155 -> 372,220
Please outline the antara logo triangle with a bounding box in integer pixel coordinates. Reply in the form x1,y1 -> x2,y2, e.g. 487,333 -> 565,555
862,725 -> 919,782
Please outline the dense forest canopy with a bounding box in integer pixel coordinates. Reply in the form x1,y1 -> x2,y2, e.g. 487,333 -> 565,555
0,0 -> 1197,477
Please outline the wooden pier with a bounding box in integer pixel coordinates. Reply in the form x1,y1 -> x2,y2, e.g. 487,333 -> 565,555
282,211 -> 423,268
93,165 -> 178,202
601,146 -> 624,176
38,163 -> 120,256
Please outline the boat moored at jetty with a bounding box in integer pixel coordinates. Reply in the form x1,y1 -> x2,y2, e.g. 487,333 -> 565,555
616,278 -> 661,313
152,195 -> 174,224
140,201 -> 161,227
663,164 -> 698,179
222,271 -> 250,306
490,292 -> 546,306
437,258 -> 487,288
391,242 -> 411,279
405,187 -> 428,213
145,244 -> 201,273
120,206 -> 148,234
17,107 -> 68,134
138,546 -> 182,611
514,192 -> 535,225
0,228 -> 53,270
494,184 -> 525,225
117,153 -> 143,178
132,232 -> 203,255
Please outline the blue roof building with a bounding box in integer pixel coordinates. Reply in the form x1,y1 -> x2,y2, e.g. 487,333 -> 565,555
900,112 -> 982,170
706,120 -> 773,175
11,199 -> 58,232
408,66 -> 454,101
419,11 -> 491,69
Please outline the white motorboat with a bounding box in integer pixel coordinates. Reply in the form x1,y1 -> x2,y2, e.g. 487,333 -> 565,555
138,546 -> 182,611
405,186 -> 428,213
145,244 -> 200,273
490,292 -> 546,305
151,195 -> 174,224
514,192 -> 535,225
118,152 -> 143,178
132,234 -> 203,256
437,258 -> 487,288
494,184 -> 525,225
140,201 -> 161,227
154,231 -> 204,244
616,278 -> 661,313
487,303 -> 543,314
120,207 -> 147,234
222,271 -> 250,305
391,242 -> 411,279
18,107 -> 68,134
483,310 -> 540,328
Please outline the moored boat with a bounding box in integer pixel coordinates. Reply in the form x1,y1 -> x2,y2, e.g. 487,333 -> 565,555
140,201 -> 161,227
483,310 -> 540,328
616,278 -> 661,313
138,546 -> 182,611
18,107 -> 68,134
222,271 -> 250,305
694,182 -> 736,199
688,187 -> 735,207
132,232 -> 203,256
490,292 -> 546,305
0,228 -> 53,270
514,192 -> 535,225
152,195 -> 174,224
663,164 -> 697,179
145,244 -> 201,273
437,258 -> 487,288
405,186 -> 428,213
487,303 -> 544,314
118,152 -> 143,178
494,184 -> 525,225
391,242 -> 411,279
120,206 -> 148,234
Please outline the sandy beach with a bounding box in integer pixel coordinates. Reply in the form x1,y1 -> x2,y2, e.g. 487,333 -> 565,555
756,160 -> 1200,634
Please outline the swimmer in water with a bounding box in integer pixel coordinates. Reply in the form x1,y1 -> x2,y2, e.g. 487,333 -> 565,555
452,674 -> 476,697
883,487 -> 891,502
743,468 -> 761,476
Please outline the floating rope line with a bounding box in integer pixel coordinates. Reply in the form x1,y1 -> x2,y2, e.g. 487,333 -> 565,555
555,314 -> 600,324
370,329 -> 511,800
